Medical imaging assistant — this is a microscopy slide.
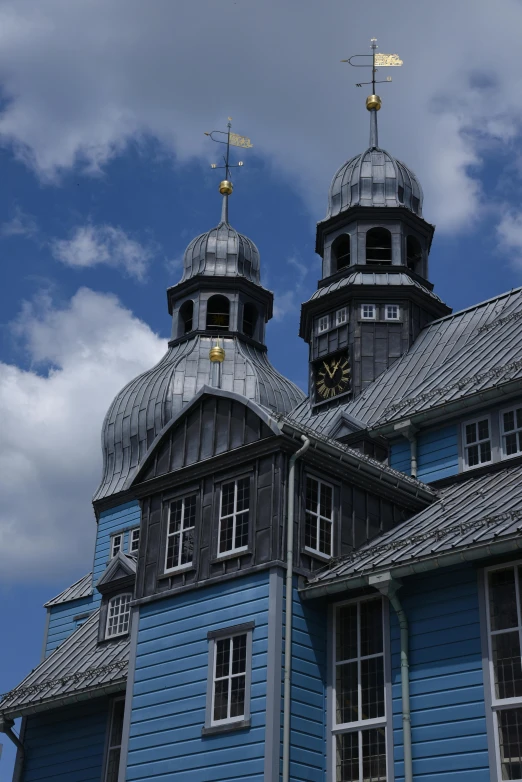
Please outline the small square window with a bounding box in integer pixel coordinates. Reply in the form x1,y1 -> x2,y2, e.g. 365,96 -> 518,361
317,315 -> 329,334
385,304 -> 400,321
129,528 -> 140,553
110,534 -> 122,559
361,304 -> 376,320
463,417 -> 492,469
336,308 -> 348,326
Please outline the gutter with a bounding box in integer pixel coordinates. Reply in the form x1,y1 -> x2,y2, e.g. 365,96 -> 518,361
282,435 -> 310,782
0,715 -> 24,779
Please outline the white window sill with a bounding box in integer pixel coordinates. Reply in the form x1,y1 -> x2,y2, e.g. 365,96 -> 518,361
305,546 -> 332,561
216,546 -> 249,560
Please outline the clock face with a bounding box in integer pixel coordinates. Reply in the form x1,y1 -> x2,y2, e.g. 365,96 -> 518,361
315,354 -> 351,400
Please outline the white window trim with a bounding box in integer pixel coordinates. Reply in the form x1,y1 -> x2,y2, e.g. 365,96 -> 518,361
329,596 -> 392,782
384,304 -> 400,321
164,494 -> 197,573
204,622 -> 254,732
483,561 -> 522,782
304,475 -> 334,559
105,593 -> 132,639
361,304 -> 376,321
217,478 -> 250,558
318,314 -> 330,334
336,308 -> 348,326
500,405 -> 522,461
128,528 -> 140,554
102,697 -> 125,782
110,533 -> 123,559
462,415 -> 493,471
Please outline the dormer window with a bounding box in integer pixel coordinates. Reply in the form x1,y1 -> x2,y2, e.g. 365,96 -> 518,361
463,417 -> 492,469
110,534 -> 122,559
207,295 -> 230,331
332,234 -> 351,271
366,228 -> 392,265
106,594 -> 131,638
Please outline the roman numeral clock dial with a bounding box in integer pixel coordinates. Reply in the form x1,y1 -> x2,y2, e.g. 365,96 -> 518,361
315,354 -> 351,400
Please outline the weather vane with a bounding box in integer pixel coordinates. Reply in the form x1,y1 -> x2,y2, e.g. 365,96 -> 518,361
204,118 -> 253,196
342,38 -> 403,111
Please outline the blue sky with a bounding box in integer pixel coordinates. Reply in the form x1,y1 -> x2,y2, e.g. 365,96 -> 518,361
2,0 -> 522,774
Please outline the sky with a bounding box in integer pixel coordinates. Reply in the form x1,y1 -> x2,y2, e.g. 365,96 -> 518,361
2,0 -> 522,773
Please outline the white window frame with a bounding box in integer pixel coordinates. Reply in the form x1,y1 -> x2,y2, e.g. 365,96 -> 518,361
384,304 -> 400,321
500,406 -> 522,460
336,308 -> 348,326
128,527 -> 140,554
217,477 -> 250,558
304,475 -> 334,559
105,593 -> 132,638
103,697 -> 125,782
110,534 -> 123,559
484,561 -> 522,782
204,622 -> 254,732
361,304 -> 376,320
330,596 -> 391,782
164,494 -> 197,573
318,314 -> 330,334
462,415 -> 493,471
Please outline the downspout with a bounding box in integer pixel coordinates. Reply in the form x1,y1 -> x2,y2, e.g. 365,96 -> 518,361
369,573 -> 412,782
282,435 -> 310,782
394,420 -> 418,479
0,716 -> 25,781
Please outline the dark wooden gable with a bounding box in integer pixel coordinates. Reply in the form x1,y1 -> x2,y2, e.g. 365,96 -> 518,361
136,394 -> 276,483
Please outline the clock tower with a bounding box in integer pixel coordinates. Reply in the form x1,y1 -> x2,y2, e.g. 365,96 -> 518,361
299,73 -> 450,408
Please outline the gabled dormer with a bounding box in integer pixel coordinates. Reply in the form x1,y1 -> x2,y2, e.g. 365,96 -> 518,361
96,551 -> 136,642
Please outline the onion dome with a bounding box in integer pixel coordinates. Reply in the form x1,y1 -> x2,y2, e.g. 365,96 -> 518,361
327,108 -> 423,219
180,197 -> 260,284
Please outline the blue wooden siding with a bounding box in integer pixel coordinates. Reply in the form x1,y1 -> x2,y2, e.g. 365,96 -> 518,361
126,571 -> 270,781
390,425 -> 458,483
391,565 -> 489,782
45,596 -> 95,656
93,501 -> 141,584
289,585 -> 327,782
21,698 -> 110,782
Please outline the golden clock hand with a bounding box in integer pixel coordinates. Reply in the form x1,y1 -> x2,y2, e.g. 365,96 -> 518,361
323,361 -> 334,379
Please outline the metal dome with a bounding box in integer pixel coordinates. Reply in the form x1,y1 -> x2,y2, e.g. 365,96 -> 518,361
180,216 -> 261,284
327,146 -> 423,219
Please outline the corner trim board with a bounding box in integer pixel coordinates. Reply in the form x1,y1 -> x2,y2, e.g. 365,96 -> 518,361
264,568 -> 284,782
117,606 -> 139,782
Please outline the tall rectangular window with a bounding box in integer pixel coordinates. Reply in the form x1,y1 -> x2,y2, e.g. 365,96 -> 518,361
501,407 -> 522,459
336,308 -> 348,326
485,564 -> 522,780
463,417 -> 492,468
218,478 -> 250,556
165,494 -> 196,571
333,598 -> 387,782
106,594 -> 131,638
204,623 -> 254,733
110,534 -> 122,559
318,315 -> 330,334
305,476 -> 333,558
103,698 -> 125,782
129,528 -> 140,553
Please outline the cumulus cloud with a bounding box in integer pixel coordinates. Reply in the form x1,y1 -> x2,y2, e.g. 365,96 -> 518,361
1,206 -> 38,238
272,255 -> 311,321
497,211 -> 522,268
0,1 -> 520,232
0,288 -> 166,582
51,224 -> 153,279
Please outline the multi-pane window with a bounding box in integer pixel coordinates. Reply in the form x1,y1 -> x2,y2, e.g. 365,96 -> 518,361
361,304 -> 376,320
334,598 -> 387,782
463,417 -> 492,468
103,698 -> 125,782
318,315 -> 330,333
110,534 -> 122,558
384,305 -> 400,321
218,478 -> 250,556
486,565 -> 522,780
165,494 -> 196,571
502,407 -> 522,459
106,594 -> 131,638
129,528 -> 140,553
305,476 -> 333,558
212,633 -> 248,724
336,308 -> 348,326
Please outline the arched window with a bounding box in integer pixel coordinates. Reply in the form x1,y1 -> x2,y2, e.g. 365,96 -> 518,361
242,303 -> 257,338
331,234 -> 351,271
366,227 -> 392,264
179,300 -> 194,335
206,295 -> 230,331
106,594 -> 132,638
406,235 -> 422,273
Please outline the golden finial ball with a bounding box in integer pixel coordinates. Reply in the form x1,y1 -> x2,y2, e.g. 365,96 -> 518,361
366,94 -> 382,111
209,345 -> 226,363
219,180 -> 233,195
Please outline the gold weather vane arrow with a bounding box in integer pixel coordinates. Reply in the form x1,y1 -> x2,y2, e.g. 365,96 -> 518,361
204,117 -> 253,195
341,38 -> 403,96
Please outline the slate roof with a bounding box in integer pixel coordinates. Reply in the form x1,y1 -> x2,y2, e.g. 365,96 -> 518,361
44,572 -> 93,607
180,218 -> 261,284
290,286 -> 522,435
0,610 -> 128,718
307,271 -> 442,304
304,463 -> 522,595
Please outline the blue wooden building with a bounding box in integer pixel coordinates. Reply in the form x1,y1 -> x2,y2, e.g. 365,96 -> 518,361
2,84 -> 522,782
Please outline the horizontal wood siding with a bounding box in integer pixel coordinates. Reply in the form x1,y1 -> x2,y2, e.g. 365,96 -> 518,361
126,571 -> 270,781
45,596 -> 95,656
21,698 -> 110,782
289,586 -> 327,781
389,440 -> 410,474
391,565 -> 489,782
94,501 -> 141,584
389,425 -> 458,483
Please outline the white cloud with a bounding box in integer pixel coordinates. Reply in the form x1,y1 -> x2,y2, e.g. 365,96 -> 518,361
497,211 -> 522,268
51,224 -> 153,279
0,288 -> 166,582
272,254 -> 311,321
1,206 -> 38,237
0,1 -> 520,232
